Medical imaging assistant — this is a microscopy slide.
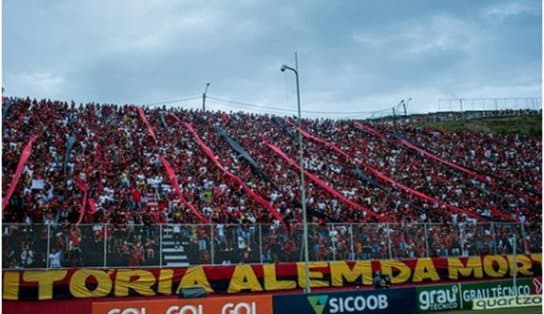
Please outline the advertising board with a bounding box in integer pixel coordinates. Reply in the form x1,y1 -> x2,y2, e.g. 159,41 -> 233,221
472,294 -> 542,310
416,284 -> 460,312
531,276 -> 541,294
273,288 -> 416,314
92,294 -> 273,314
459,278 -> 531,309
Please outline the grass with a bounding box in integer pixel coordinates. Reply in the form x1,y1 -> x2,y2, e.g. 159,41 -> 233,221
445,306 -> 542,314
418,115 -> 542,138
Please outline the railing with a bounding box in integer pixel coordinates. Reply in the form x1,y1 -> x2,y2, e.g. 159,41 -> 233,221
367,108 -> 541,124
2,222 -> 538,270
437,97 -> 542,112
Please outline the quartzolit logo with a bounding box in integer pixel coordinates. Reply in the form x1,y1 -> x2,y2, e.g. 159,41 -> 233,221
418,285 -> 459,311
308,295 -> 329,314
533,277 -> 542,294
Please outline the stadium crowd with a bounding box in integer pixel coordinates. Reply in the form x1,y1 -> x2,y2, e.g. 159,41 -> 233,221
2,97 -> 540,268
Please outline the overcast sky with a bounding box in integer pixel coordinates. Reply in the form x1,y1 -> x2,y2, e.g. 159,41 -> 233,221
3,0 -> 542,118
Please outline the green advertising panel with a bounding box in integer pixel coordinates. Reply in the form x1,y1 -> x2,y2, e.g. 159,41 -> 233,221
459,278 -> 532,309
416,284 -> 461,312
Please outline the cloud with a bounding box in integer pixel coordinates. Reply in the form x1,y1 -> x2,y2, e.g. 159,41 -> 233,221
6,72 -> 66,99
353,14 -> 482,57
2,1 -> 541,117
482,1 -> 540,19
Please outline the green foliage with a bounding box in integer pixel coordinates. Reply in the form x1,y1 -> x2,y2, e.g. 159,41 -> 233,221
419,115 -> 542,138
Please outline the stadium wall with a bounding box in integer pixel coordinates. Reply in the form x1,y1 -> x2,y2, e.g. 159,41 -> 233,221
3,254 -> 540,302
3,277 -> 541,314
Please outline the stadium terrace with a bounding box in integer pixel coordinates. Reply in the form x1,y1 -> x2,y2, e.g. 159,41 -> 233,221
2,98 -> 541,269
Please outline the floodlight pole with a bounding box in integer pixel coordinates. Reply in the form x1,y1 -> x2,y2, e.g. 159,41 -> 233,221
281,52 -> 311,294
404,98 -> 411,116
202,82 -> 210,111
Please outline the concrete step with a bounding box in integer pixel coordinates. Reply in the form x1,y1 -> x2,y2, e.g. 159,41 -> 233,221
162,247 -> 184,253
164,255 -> 188,261
166,262 -> 190,267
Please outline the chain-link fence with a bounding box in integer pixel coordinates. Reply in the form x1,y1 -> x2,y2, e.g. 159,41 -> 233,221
1,222 -> 537,269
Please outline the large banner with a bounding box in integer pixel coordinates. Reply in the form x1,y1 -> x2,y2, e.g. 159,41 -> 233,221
3,254 -> 540,301
273,287 -> 417,314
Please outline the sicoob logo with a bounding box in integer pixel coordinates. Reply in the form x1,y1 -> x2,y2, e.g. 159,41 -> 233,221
308,295 -> 329,314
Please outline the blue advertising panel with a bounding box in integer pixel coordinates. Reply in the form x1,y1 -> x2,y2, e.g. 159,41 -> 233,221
273,287 -> 417,314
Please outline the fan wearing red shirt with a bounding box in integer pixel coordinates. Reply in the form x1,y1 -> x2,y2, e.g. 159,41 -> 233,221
69,226 -> 81,267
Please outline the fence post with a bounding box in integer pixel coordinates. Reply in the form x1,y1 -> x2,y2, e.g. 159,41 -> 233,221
159,224 -> 163,267
46,224 -> 51,269
459,223 -> 465,257
387,223 -> 392,259
259,224 -> 263,264
350,224 -> 355,260
520,223 -> 527,254
103,223 -> 107,268
491,222 -> 497,255
513,232 -> 517,293
300,224 -> 305,262
210,224 -> 214,265
424,223 -> 430,257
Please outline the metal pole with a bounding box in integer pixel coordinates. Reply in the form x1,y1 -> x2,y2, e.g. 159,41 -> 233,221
202,82 -> 210,111
350,224 -> 355,260
259,224 -> 263,264
513,232 -> 517,294
295,53 -> 311,294
159,224 -> 163,266
387,223 -> 392,259
103,223 -> 107,268
46,224 -> 51,269
210,224 -> 214,265
281,54 -> 310,292
424,223 -> 430,257
520,223 -> 527,254
459,224 -> 465,257
491,223 -> 497,255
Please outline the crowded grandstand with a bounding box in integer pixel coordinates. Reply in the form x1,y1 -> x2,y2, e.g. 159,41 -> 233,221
2,97 -> 541,270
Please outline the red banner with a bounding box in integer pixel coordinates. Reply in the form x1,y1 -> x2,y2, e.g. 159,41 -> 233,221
3,254 -> 540,301
136,107 -> 157,143
284,119 -> 351,160
265,141 -> 383,222
182,122 -> 284,225
355,122 -> 539,205
355,122 -> 486,178
286,119 -> 481,220
75,179 -> 88,225
159,156 -> 208,224
2,135 -> 39,211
